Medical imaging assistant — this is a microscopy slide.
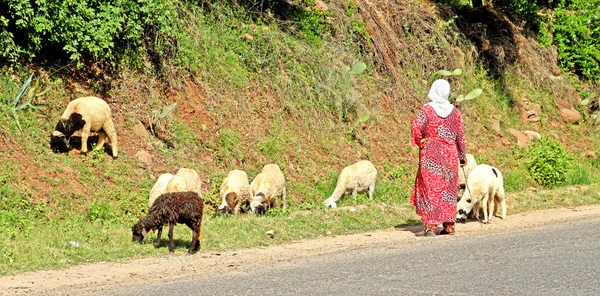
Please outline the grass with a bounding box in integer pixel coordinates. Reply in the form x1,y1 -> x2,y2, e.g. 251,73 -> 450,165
2,0 -> 600,278
2,182 -> 600,275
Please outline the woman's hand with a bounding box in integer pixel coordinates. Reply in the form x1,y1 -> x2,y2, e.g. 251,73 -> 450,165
419,138 -> 429,149
460,157 -> 467,167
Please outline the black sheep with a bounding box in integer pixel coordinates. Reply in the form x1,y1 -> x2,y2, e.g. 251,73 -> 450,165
132,191 -> 204,254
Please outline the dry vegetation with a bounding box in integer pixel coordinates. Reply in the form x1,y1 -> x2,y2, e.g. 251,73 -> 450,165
1,0 -> 599,274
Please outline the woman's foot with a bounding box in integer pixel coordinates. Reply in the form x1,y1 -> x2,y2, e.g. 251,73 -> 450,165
439,229 -> 455,235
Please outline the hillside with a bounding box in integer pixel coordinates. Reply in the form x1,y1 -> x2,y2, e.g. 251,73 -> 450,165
1,0 -> 599,274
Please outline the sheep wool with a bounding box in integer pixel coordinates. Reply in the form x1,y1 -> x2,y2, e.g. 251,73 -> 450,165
148,173 -> 175,208
457,154 -> 477,190
50,96 -> 118,158
218,169 -> 252,214
250,164 -> 286,214
173,168 -> 202,196
132,191 -> 204,254
323,160 -> 377,209
456,164 -> 506,224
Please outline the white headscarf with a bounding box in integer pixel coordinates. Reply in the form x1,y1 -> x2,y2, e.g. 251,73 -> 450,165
427,79 -> 454,118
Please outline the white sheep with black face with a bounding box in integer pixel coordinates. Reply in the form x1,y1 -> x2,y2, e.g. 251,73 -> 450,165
50,96 -> 118,158
250,164 -> 286,215
218,169 -> 252,215
456,164 -> 506,224
323,160 -> 377,209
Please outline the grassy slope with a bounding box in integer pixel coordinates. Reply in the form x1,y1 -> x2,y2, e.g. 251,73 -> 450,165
1,0 -> 599,274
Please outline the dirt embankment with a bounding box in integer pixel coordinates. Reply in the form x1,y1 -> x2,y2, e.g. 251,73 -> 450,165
2,205 -> 600,295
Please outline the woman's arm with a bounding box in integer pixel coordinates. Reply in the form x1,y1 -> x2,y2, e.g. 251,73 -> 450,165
412,108 -> 428,148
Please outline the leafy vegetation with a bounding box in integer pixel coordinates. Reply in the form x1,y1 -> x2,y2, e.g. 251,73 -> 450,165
524,136 -> 573,188
1,0 -> 600,277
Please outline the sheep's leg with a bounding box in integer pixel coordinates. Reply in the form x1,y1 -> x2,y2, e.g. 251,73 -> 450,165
352,189 -> 357,201
96,131 -> 107,150
80,124 -> 92,155
500,198 -> 507,220
102,119 -> 118,158
368,184 -> 375,200
282,186 -> 288,210
488,195 -> 495,223
481,195 -> 490,223
154,227 -> 162,248
168,224 -> 175,253
473,202 -> 480,221
189,220 -> 202,254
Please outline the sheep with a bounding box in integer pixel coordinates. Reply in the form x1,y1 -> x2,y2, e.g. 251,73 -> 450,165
323,160 -> 377,209
218,169 -> 252,214
50,96 -> 118,158
456,164 -> 506,224
132,191 -> 204,254
458,154 -> 477,190
165,168 -> 202,196
148,173 -> 175,208
250,164 -> 286,215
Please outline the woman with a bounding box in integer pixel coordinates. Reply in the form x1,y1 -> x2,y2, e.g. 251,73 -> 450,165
410,79 -> 467,237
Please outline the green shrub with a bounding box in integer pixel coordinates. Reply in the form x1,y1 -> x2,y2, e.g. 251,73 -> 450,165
524,136 -> 572,188
552,0 -> 600,81
0,0 -> 184,67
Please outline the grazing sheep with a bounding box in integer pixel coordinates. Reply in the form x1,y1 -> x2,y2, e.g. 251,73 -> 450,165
323,160 -> 377,209
132,191 -> 204,254
148,173 -> 175,208
50,96 -> 118,158
456,164 -> 506,224
250,164 -> 286,214
164,168 -> 202,196
458,154 -> 477,190
218,169 -> 252,214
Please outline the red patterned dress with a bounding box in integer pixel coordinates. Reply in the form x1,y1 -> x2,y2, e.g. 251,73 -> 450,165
410,104 -> 466,229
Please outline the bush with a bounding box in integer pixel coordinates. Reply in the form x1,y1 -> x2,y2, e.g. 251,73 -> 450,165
524,136 -> 572,188
552,0 -> 600,81
0,0 -> 184,67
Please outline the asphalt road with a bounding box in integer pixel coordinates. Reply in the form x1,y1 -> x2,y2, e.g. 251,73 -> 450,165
86,217 -> 600,296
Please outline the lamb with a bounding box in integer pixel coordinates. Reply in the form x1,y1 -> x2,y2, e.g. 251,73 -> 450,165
148,173 -> 175,208
218,169 -> 252,214
458,154 -> 477,190
249,164 -> 287,214
132,191 -> 204,254
323,160 -> 377,209
456,164 -> 506,224
50,96 -> 118,158
166,168 -> 202,196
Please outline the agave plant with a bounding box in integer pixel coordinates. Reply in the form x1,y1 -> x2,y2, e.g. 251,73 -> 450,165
429,68 -> 483,102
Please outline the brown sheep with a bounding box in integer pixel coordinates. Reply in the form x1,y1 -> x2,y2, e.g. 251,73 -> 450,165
132,191 -> 204,254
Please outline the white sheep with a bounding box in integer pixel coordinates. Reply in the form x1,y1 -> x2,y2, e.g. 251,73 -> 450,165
50,96 -> 118,158
323,160 -> 377,209
250,164 -> 287,214
148,173 -> 175,208
456,164 -> 506,224
458,154 -> 477,190
218,169 -> 252,214
166,168 -> 202,197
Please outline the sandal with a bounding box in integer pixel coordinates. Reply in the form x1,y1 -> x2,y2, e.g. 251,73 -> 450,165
415,230 -> 436,237
439,229 -> 455,235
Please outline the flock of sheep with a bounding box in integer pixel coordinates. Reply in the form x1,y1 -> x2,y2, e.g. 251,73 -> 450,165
49,96 -> 507,254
